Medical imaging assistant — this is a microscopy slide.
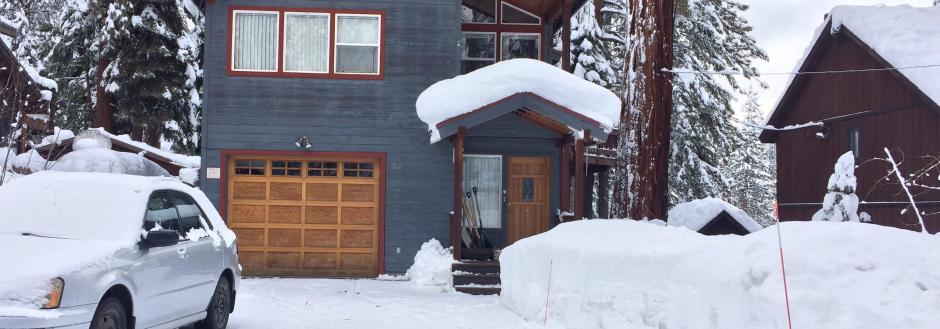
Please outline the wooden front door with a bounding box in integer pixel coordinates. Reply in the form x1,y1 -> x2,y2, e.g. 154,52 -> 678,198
227,155 -> 381,277
507,157 -> 551,245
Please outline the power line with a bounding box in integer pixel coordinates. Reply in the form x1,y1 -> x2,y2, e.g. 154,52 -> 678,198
663,63 -> 940,76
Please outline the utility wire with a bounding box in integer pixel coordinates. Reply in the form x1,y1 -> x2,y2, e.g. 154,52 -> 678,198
663,63 -> 940,76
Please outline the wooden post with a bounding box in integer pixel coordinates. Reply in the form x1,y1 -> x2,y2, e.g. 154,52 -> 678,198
560,137 -> 571,214
573,130 -> 588,219
598,169 -> 610,218
451,127 -> 466,260
561,0 -> 572,72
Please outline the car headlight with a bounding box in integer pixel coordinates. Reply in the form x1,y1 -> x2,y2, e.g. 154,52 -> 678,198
42,278 -> 64,309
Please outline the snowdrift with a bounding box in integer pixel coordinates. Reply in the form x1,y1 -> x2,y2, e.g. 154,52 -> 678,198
500,220 -> 940,329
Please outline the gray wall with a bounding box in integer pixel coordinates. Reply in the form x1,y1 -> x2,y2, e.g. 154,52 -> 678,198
201,0 -> 460,273
465,114 -> 562,247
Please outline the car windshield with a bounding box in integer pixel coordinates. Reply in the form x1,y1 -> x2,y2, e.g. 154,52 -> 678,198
0,174 -> 148,242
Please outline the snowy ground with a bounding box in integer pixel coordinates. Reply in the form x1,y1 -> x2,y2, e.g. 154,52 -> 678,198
226,278 -> 537,329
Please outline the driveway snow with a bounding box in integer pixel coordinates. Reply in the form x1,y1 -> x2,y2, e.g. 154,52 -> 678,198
228,278 -> 537,329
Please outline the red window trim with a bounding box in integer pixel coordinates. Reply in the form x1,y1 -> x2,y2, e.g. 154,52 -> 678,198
460,0 -> 545,65
226,6 -> 385,80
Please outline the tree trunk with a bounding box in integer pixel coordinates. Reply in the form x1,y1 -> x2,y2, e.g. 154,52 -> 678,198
614,0 -> 676,220
130,126 -> 143,142
144,124 -> 160,148
94,57 -> 112,132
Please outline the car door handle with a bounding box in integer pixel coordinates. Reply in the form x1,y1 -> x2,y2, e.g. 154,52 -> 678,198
177,247 -> 189,259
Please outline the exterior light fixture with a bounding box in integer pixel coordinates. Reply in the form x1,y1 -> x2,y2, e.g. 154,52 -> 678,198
815,125 -> 830,140
295,136 -> 312,149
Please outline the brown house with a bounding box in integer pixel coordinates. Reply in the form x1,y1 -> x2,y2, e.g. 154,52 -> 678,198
0,19 -> 57,153
761,5 -> 940,233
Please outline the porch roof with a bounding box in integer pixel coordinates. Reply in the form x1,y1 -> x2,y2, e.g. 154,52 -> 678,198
416,59 -> 621,143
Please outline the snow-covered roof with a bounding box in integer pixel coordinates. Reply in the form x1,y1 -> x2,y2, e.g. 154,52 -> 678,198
416,59 -> 621,143
769,5 -> 940,120
35,128 -> 201,169
667,198 -> 762,234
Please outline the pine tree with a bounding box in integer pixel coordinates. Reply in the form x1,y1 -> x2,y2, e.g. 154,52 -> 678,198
728,90 -> 776,226
570,1 -> 618,90
813,151 -> 861,222
668,0 -> 767,207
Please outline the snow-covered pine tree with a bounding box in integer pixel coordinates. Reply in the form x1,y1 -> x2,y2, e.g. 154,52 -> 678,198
728,90 -> 775,226
0,0 -> 60,79
570,1 -> 618,90
813,151 -> 861,222
668,0 -> 767,207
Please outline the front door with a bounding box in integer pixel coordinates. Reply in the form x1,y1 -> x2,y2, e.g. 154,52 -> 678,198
507,157 -> 551,245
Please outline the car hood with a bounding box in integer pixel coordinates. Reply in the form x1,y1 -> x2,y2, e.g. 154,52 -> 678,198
0,232 -> 130,311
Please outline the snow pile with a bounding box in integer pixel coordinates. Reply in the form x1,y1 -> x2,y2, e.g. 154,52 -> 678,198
416,59 -> 622,143
500,220 -> 940,329
12,149 -> 49,173
668,197 -> 763,233
813,152 -> 861,222
52,136 -> 171,177
39,127 -> 75,147
405,239 -> 454,289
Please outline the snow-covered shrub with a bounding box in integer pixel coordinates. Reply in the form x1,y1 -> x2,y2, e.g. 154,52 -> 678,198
500,220 -> 940,329
12,149 -> 50,174
813,152 -> 861,222
405,239 -> 453,289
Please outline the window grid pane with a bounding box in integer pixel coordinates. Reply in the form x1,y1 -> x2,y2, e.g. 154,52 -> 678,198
233,12 -> 279,71
336,15 -> 380,74
285,13 -> 330,73
235,159 -> 267,176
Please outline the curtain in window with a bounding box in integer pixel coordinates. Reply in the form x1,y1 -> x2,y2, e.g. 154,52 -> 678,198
336,16 -> 380,73
234,12 -> 278,71
463,156 -> 502,228
285,14 -> 329,73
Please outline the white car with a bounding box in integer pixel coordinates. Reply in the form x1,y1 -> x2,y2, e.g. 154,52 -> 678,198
0,172 -> 241,329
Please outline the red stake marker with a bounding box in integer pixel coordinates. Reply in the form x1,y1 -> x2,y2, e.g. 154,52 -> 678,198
775,203 -> 794,329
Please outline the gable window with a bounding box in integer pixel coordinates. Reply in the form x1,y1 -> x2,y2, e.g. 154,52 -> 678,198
228,7 -> 383,79
462,0 -> 497,23
501,2 -> 540,25
501,33 -> 540,60
335,14 -> 382,74
284,13 -> 330,73
232,10 -> 279,72
847,127 -> 860,159
461,32 -> 496,74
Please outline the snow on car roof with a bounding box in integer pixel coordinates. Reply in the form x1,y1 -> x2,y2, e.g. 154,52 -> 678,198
416,59 -> 622,143
0,172 -> 184,243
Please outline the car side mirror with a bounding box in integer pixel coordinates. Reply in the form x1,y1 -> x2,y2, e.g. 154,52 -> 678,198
143,230 -> 180,248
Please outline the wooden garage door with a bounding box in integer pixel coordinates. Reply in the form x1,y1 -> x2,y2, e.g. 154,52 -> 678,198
227,155 -> 381,277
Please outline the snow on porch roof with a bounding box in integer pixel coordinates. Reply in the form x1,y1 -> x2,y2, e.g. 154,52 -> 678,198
416,59 -> 621,143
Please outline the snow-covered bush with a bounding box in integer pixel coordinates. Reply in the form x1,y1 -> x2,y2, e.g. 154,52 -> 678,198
405,239 -> 453,289
813,152 -> 861,222
12,149 -> 50,174
500,220 -> 940,329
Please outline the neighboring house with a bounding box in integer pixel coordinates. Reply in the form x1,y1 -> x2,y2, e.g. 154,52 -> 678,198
0,19 -> 56,153
761,5 -> 940,233
200,0 -> 621,277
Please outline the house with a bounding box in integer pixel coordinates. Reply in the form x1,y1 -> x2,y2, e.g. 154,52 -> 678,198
760,5 -> 940,233
665,198 -> 762,236
0,19 -> 57,153
200,0 -> 621,278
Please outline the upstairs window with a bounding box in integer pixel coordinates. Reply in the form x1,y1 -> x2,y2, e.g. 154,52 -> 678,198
462,0 -> 496,23
229,8 -> 383,78
232,11 -> 279,72
501,33 -> 540,60
335,14 -> 382,74
284,13 -> 330,73
461,32 -> 496,74
501,2 -> 540,25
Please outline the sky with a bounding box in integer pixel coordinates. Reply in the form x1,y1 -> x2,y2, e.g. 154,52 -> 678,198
738,0 -> 934,117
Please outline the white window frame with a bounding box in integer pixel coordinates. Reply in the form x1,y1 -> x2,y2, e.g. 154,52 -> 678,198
500,32 -> 542,61
501,2 -> 541,25
282,12 -> 331,74
464,154 -> 503,229
461,31 -> 497,62
230,10 -> 281,73
461,0 -> 498,24
333,13 -> 383,76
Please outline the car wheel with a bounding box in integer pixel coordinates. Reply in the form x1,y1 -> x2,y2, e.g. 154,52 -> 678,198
195,278 -> 231,329
90,297 -> 127,329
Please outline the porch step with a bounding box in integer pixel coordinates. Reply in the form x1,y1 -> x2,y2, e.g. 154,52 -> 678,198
453,260 -> 501,295
461,248 -> 495,261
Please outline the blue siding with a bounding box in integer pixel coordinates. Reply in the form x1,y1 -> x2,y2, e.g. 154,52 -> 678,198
201,0 -> 460,273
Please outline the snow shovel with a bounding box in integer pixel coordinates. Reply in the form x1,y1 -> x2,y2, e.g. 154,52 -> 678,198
471,187 -> 494,249
462,193 -> 485,248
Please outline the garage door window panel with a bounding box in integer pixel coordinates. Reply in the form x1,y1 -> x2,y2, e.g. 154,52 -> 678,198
235,159 -> 266,176
272,160 -> 303,176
